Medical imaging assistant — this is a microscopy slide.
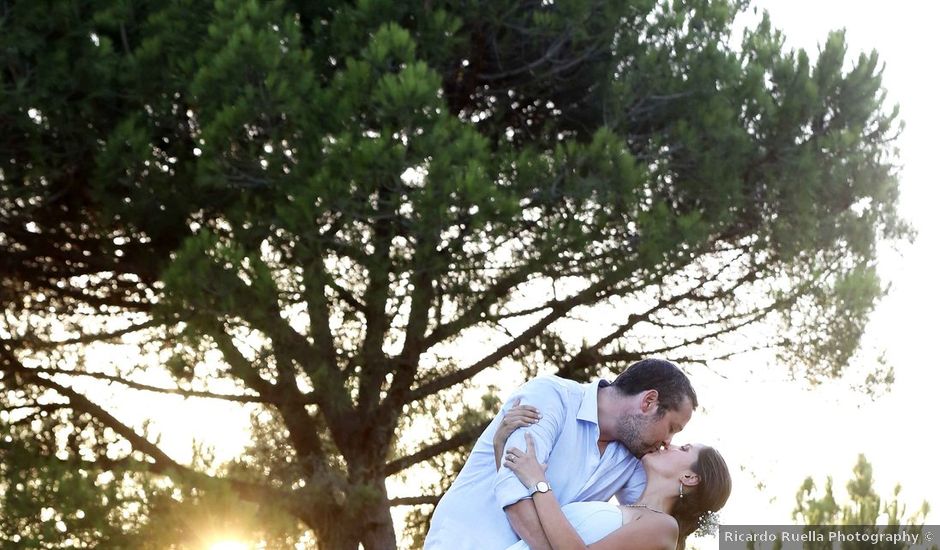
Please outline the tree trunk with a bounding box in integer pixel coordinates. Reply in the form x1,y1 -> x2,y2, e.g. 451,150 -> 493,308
359,482 -> 398,550
318,520 -> 363,550
312,479 -> 398,549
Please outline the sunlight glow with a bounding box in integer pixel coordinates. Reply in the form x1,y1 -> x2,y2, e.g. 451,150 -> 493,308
207,541 -> 250,550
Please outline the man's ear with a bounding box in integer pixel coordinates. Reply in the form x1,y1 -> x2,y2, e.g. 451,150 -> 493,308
642,389 -> 660,413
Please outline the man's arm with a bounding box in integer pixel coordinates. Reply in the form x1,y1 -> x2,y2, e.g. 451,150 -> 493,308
493,399 -> 541,469
505,499 -> 553,550
493,378 -> 567,548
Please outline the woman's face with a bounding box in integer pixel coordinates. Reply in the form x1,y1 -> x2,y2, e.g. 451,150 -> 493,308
641,443 -> 703,478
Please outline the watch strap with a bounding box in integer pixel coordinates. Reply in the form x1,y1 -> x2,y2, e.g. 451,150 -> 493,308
528,481 -> 551,496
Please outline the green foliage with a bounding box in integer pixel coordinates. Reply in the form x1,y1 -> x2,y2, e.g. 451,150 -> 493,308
796,455 -> 930,526
0,433 -> 142,548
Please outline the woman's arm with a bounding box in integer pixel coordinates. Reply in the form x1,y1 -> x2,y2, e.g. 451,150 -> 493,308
505,434 -> 678,550
493,399 -> 541,469
505,433 -> 589,549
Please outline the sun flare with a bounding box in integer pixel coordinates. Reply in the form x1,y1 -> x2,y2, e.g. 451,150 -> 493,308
207,541 -> 249,550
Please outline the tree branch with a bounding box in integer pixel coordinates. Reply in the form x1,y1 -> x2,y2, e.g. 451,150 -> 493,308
404,272 -> 628,405
665,341 -> 779,369
423,267 -> 534,350
23,319 -> 161,350
478,28 -> 574,80
389,495 -> 441,507
2,351 -> 184,471
557,253 -> 750,376
326,279 -> 366,312
0,429 -> 294,514
0,346 -> 320,515
385,420 -> 488,476
20,365 -> 274,404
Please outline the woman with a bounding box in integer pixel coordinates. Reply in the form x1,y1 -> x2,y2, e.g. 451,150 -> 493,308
493,404 -> 731,550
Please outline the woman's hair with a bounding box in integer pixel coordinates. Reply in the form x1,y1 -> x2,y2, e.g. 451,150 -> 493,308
671,446 -> 732,550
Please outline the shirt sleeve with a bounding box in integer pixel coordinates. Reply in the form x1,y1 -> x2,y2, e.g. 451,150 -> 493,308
614,460 -> 648,504
493,377 -> 568,509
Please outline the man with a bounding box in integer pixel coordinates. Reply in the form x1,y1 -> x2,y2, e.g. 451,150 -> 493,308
424,358 -> 697,550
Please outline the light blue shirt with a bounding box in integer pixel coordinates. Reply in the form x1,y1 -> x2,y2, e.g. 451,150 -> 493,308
424,376 -> 647,550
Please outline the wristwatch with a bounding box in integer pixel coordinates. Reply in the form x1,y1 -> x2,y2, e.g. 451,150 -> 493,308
529,481 -> 552,496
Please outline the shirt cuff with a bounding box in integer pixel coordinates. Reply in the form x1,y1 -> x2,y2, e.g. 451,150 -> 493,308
494,473 -> 532,509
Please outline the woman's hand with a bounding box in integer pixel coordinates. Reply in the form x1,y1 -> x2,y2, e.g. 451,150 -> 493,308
504,432 -> 548,489
493,398 -> 540,469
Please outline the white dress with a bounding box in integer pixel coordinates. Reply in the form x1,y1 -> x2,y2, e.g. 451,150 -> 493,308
503,501 -> 624,550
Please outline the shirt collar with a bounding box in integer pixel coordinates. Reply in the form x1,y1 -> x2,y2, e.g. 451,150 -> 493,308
577,378 -> 609,424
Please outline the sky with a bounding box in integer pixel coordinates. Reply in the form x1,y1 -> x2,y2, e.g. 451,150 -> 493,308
87,0 -> 940,546
701,0 -> 940,527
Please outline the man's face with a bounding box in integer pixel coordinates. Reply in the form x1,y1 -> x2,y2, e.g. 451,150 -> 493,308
615,395 -> 694,457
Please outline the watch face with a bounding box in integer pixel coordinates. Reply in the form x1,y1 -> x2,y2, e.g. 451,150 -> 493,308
536,481 -> 550,493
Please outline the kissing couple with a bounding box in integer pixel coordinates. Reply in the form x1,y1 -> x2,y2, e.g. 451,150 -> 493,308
424,359 -> 732,550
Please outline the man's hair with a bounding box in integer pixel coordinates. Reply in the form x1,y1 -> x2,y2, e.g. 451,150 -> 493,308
610,358 -> 698,414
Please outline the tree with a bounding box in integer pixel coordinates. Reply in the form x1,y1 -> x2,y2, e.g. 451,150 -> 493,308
1,0 -> 906,547
793,454 -> 932,550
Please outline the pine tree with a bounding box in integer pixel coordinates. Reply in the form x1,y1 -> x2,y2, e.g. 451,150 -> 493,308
2,0 -> 907,547
793,455 -> 932,550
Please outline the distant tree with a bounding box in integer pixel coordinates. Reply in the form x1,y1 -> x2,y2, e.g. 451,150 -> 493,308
1,0 -> 906,547
793,454 -> 932,550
